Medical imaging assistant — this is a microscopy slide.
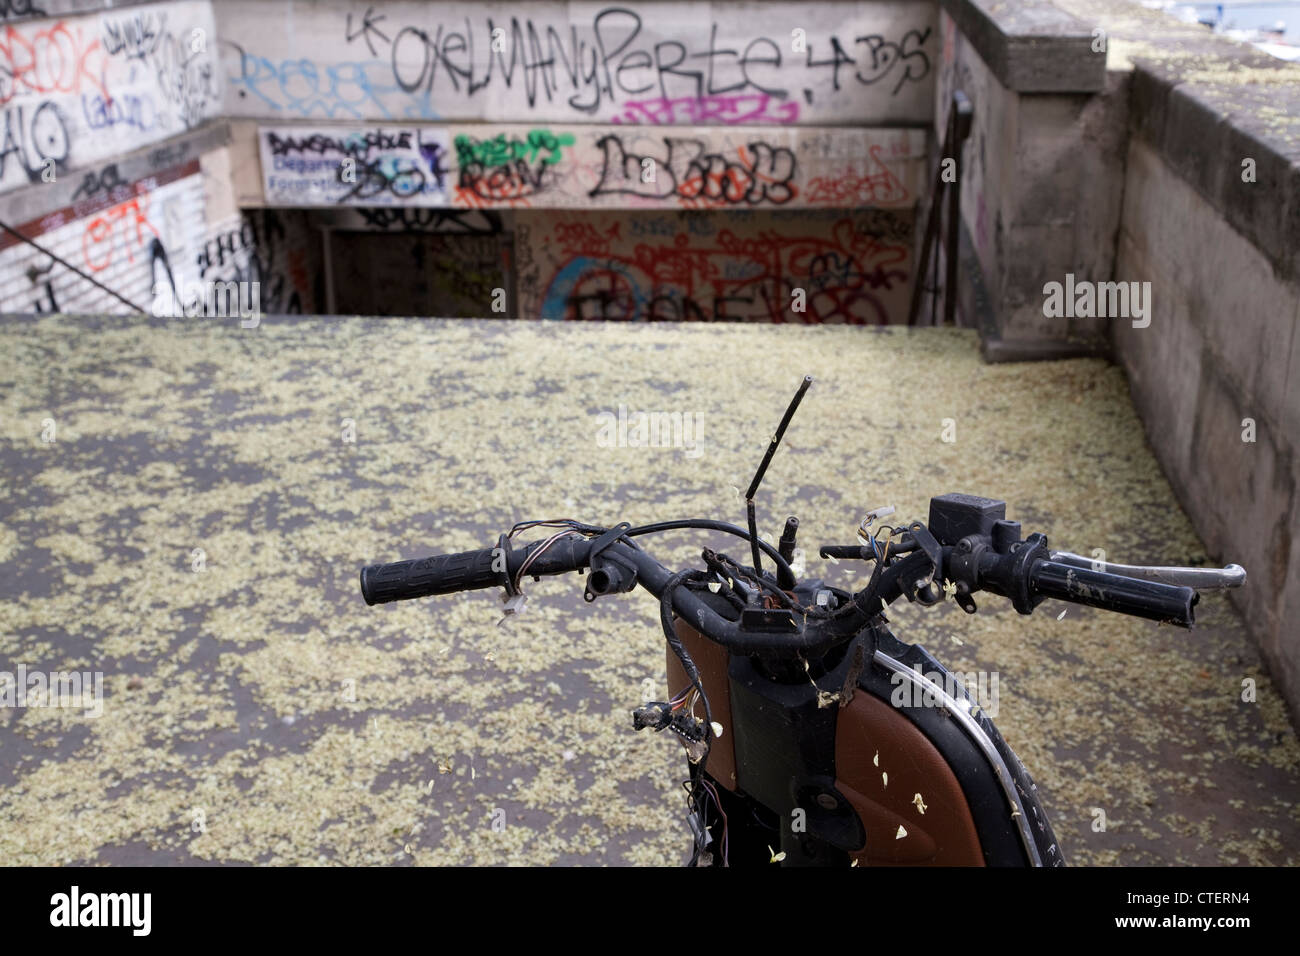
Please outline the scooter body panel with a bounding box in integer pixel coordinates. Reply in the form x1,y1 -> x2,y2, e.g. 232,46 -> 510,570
666,618 -> 1064,866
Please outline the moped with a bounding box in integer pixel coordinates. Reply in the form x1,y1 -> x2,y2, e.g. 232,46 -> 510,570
360,377 -> 1245,866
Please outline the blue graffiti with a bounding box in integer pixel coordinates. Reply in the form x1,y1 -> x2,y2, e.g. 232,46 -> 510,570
221,40 -> 439,120
539,256 -> 650,321
82,93 -> 158,132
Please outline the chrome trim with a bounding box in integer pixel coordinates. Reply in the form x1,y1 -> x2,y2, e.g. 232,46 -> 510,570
873,650 -> 1043,866
1050,552 -> 1247,590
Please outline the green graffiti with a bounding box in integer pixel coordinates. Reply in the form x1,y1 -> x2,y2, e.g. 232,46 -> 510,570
454,129 -> 575,168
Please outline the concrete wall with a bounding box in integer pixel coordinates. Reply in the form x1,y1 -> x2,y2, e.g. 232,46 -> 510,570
254,123 -> 926,211
0,0 -> 308,318
1114,140 -> 1299,718
936,0 -> 1300,721
0,0 -> 221,193
935,0 -> 1127,357
215,0 -> 938,125
1105,11 -> 1300,720
208,0 -> 939,324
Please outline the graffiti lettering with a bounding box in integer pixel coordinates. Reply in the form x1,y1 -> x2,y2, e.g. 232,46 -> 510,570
354,207 -> 503,234
590,134 -> 796,206
312,5 -> 934,121
345,4 -> 390,59
0,20 -> 109,105
222,38 -> 397,119
530,212 -> 910,323
610,92 -> 798,125
197,213 -> 305,313
0,1 -> 45,22
805,145 -> 907,205
70,162 -> 126,201
268,128 -> 413,157
81,195 -> 159,273
101,11 -> 165,62
454,128 -> 574,203
0,99 -> 68,181
82,91 -> 157,131
25,257 -> 56,312
853,29 -> 931,95
261,124 -> 450,205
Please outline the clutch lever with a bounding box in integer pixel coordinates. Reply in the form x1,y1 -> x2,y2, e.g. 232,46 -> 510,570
1050,552 -> 1247,591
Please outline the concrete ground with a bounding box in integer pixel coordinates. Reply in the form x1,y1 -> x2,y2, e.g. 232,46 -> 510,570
0,315 -> 1296,866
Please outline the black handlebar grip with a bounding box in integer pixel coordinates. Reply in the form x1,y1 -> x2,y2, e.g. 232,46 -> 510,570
1029,560 -> 1197,627
360,548 -> 503,605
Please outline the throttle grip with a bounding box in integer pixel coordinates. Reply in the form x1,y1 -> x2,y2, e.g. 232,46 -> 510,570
1029,559 -> 1197,627
360,548 -> 503,605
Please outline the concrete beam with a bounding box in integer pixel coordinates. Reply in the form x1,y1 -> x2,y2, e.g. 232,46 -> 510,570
939,0 -> 1105,93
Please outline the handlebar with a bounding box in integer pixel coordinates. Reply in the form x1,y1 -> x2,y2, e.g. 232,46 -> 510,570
360,504 -> 1227,655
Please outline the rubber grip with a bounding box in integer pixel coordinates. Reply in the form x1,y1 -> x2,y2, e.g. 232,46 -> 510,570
1030,560 -> 1197,626
360,548 -> 502,605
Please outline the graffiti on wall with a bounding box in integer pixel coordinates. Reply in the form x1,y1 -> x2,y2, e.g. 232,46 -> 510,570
257,123 -> 924,210
0,1 -> 220,193
513,208 -> 913,323
259,125 -> 450,205
0,158 -> 205,314
219,1 -> 935,125
0,159 -> 313,317
195,209 -> 316,314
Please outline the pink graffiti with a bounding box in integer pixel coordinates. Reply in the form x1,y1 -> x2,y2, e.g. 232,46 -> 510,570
609,92 -> 799,126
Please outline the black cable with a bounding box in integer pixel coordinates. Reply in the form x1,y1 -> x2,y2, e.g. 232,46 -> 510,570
622,518 -> 795,583
660,569 -> 714,779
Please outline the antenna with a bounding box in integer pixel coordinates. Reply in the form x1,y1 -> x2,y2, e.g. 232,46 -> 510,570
745,375 -> 813,580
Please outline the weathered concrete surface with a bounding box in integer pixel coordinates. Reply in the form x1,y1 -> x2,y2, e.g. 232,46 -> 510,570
0,0 -> 158,24
216,0 -> 939,126
936,6 -> 1126,356
1114,139 -> 1300,732
0,1 -> 222,196
1,317 -> 1296,865
939,0 -> 1105,93
934,0 -> 1300,730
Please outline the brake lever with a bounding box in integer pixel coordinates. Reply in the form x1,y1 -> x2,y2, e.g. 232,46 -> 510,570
1050,552 -> 1247,590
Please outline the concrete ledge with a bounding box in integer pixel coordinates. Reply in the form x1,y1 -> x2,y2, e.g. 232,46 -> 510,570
0,121 -> 231,226
940,0 -> 1105,93
1129,47 -> 1300,282
1052,0 -> 1300,282
980,334 -> 1107,363
0,0 -> 162,24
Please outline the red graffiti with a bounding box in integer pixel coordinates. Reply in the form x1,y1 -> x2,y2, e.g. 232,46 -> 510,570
609,93 -> 800,126
541,216 -> 908,324
805,145 -> 908,206
590,135 -> 798,209
0,20 -> 109,106
674,142 -> 798,209
82,194 -> 159,272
